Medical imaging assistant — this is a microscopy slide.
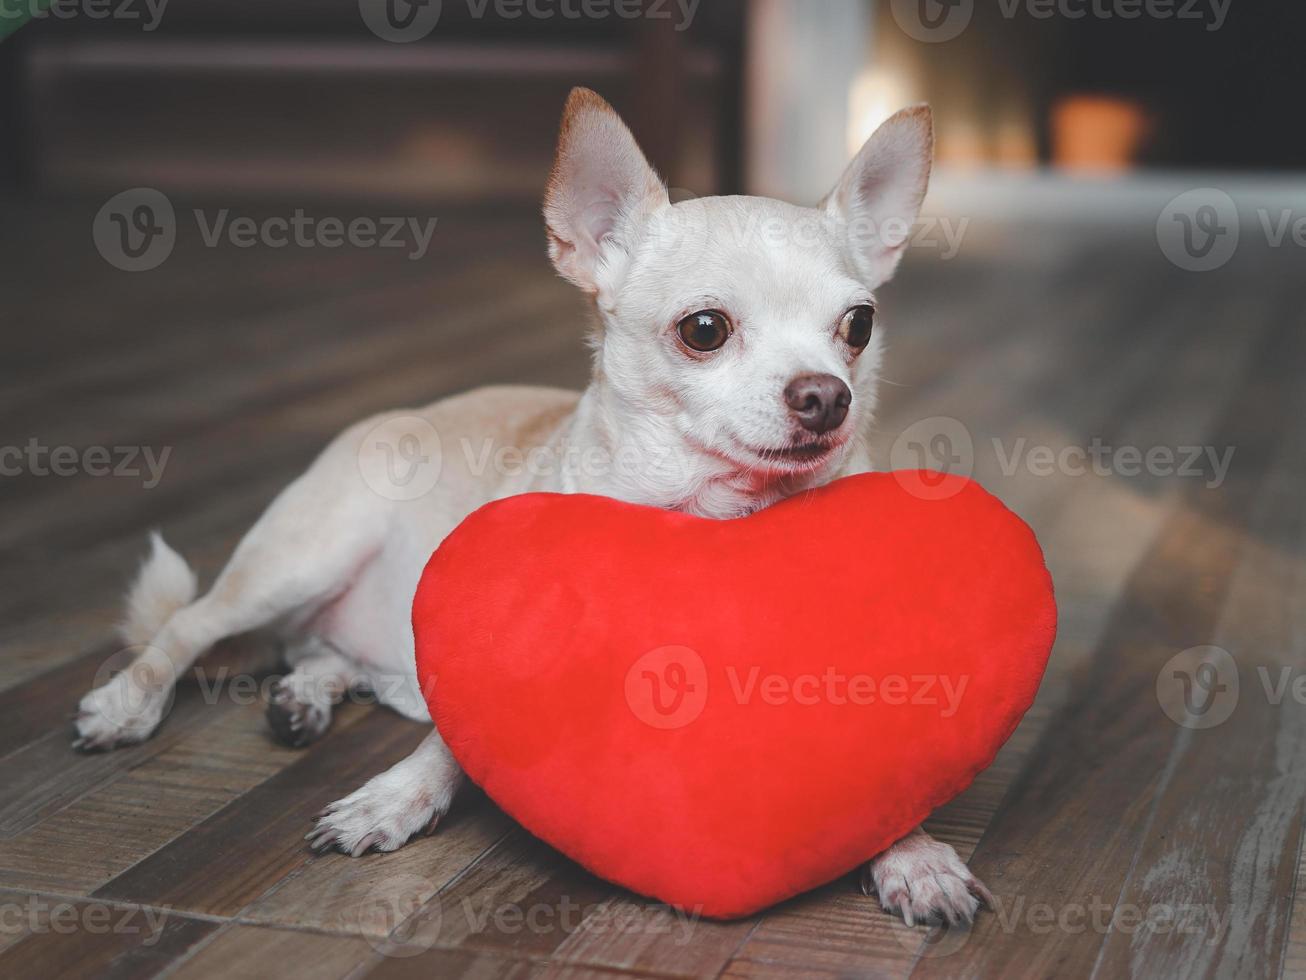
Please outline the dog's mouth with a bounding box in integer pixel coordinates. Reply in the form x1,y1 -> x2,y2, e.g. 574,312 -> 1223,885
744,438 -> 844,472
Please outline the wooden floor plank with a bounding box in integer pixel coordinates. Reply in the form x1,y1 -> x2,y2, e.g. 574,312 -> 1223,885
163,923 -> 380,980
1091,357 -> 1306,978
0,648 -> 108,756
390,827 -> 614,959
909,276 -> 1306,979
93,708 -> 428,917
359,946 -> 569,980
0,698 -> 365,895
1286,839 -> 1306,980
0,637 -> 277,842
547,894 -> 752,979
239,790 -> 513,937
0,891 -> 218,980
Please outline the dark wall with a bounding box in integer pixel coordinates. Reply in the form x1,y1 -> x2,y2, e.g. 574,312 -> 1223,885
878,1 -> 1306,170
0,0 -> 746,198
1060,5 -> 1306,169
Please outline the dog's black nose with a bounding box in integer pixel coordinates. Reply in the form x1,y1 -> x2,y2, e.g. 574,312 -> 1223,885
784,374 -> 851,434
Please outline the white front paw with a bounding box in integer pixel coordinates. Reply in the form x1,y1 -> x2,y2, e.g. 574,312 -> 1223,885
306,772 -> 449,857
863,834 -> 994,927
73,671 -> 168,751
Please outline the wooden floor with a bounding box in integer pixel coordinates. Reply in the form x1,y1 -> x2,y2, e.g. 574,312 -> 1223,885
1,189 -> 1304,979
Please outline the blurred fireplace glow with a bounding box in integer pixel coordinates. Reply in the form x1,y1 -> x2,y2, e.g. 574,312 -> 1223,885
847,67 -> 916,156
1052,95 -> 1150,172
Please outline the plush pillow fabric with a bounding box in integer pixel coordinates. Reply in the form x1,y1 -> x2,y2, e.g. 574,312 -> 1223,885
413,471 -> 1056,918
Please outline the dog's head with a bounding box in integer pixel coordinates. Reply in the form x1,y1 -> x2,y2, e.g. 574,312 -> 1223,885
544,88 -> 932,514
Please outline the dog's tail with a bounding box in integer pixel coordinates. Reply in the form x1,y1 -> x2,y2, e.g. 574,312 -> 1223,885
118,532 -> 198,647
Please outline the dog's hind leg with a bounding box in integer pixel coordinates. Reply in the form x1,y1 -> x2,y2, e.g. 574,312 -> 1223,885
74,445 -> 390,751
266,637 -> 369,748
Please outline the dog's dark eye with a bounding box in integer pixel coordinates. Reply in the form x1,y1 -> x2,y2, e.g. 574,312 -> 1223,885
677,310 -> 731,353
839,305 -> 875,351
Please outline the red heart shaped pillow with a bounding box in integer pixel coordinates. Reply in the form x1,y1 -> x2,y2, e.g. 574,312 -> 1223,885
413,472 -> 1055,918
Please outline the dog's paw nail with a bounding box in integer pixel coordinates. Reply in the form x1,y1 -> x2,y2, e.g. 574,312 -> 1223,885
859,865 -> 875,897
866,834 -> 987,929
351,832 -> 383,857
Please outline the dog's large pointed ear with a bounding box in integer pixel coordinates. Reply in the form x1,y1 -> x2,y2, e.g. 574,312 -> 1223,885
544,88 -> 669,294
822,105 -> 934,287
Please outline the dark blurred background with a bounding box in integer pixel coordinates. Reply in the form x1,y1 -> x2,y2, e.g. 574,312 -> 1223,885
3,1 -> 1304,203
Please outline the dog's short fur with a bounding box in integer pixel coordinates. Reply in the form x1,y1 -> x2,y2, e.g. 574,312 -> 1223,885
73,89 -> 991,925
